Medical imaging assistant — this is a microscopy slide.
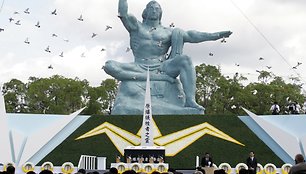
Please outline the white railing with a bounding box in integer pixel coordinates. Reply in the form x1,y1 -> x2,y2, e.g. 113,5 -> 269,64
77,155 -> 96,170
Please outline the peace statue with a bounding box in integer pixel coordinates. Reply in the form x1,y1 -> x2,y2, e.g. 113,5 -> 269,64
104,0 -> 232,115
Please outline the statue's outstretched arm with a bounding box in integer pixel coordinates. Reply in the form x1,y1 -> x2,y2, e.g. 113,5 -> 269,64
183,30 -> 232,43
118,0 -> 138,31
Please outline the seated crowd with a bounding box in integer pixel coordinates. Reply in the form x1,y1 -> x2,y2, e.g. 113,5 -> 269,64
1,153 -> 306,174
0,166 -> 294,174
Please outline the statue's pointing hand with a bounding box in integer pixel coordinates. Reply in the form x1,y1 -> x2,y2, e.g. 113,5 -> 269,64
220,31 -> 232,38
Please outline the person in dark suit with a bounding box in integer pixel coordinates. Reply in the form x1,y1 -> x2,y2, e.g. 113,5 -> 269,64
246,151 -> 258,174
201,152 -> 213,167
289,154 -> 306,174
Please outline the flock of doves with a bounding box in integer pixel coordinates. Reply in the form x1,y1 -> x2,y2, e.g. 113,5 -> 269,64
0,7 -> 115,69
0,7 -> 302,72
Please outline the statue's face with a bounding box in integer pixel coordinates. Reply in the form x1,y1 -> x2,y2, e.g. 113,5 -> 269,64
146,3 -> 162,20
142,1 -> 163,22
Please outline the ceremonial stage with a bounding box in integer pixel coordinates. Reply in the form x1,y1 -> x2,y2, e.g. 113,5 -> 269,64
1,90 -> 306,172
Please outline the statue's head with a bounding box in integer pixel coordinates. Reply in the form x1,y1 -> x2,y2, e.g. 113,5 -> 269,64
142,1 -> 162,22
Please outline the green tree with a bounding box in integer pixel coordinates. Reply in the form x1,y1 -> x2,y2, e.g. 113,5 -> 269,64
100,79 -> 118,113
83,86 -> 104,115
1,70 -> 304,116
83,79 -> 118,115
196,64 -> 222,109
2,79 -> 28,113
243,75 -> 304,115
243,82 -> 272,114
27,75 -> 89,114
207,72 -> 246,115
196,64 -> 248,115
257,70 -> 273,84
269,76 -> 304,113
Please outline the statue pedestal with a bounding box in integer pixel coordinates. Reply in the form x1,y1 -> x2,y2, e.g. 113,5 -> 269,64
111,80 -> 204,115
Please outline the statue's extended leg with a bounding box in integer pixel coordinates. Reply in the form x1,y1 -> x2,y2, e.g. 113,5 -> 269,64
163,56 -> 204,110
167,28 -> 204,111
179,56 -> 204,110
104,60 -> 175,83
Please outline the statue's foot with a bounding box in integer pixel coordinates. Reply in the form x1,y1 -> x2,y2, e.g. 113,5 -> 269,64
185,99 -> 205,110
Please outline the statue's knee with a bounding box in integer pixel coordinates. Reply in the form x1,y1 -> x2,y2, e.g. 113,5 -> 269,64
105,60 -> 114,68
104,60 -> 117,74
178,55 -> 193,67
172,28 -> 184,35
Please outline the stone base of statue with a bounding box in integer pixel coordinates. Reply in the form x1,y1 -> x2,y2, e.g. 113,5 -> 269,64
111,79 -> 204,115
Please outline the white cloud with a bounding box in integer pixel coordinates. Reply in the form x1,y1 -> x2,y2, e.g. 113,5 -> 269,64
0,0 -> 306,88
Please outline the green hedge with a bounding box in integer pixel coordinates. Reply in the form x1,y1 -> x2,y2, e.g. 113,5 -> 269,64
40,115 -> 283,169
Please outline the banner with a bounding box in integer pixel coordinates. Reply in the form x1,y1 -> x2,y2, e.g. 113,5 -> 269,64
141,68 -> 154,146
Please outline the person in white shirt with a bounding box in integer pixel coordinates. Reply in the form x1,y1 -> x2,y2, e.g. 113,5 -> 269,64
296,102 -> 301,114
303,101 -> 306,114
270,102 -> 280,115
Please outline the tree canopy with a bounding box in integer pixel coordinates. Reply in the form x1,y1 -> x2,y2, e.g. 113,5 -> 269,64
195,63 -> 305,115
2,75 -> 118,115
2,65 -> 305,115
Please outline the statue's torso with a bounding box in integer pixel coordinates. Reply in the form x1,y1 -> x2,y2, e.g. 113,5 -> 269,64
130,24 -> 172,65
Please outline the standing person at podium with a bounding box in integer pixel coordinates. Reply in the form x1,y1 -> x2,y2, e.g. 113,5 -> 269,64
201,152 -> 214,167
246,151 -> 258,174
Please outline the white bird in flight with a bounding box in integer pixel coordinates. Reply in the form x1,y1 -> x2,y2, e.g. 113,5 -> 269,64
15,20 -> 21,25
92,33 -> 97,38
78,15 -> 84,21
24,8 -> 30,14
35,21 -> 41,28
24,38 -> 30,44
81,52 -> 85,57
105,25 -> 112,31
45,46 -> 51,53
48,65 -> 53,69
221,38 -> 226,43
51,9 -> 57,15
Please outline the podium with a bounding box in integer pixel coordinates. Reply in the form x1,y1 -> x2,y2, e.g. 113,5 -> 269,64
111,146 -> 168,173
124,146 -> 165,163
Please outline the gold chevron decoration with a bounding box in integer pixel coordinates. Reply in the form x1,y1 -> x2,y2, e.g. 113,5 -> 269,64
76,120 -> 244,156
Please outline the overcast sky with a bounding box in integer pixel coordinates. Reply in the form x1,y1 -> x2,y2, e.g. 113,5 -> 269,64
0,0 -> 305,89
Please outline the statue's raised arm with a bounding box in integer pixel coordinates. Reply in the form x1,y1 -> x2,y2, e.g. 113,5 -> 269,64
118,0 -> 138,31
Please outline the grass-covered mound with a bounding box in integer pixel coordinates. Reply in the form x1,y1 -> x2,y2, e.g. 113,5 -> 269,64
40,114 -> 283,169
